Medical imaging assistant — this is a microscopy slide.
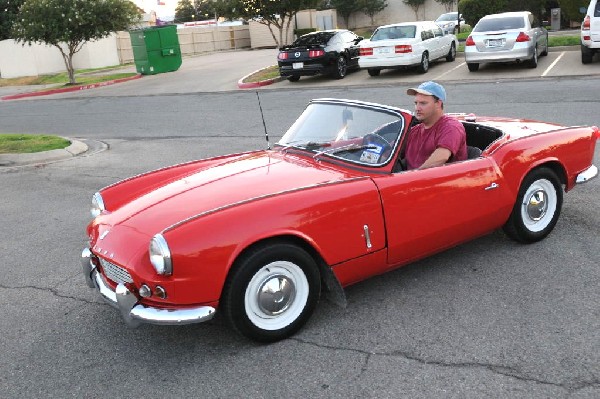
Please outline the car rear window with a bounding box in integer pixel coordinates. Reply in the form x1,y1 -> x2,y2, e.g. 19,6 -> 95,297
371,26 -> 416,41
474,16 -> 525,32
596,1 -> 600,17
293,32 -> 335,46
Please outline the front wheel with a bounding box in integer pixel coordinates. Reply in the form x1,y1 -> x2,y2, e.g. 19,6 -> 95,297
503,168 -> 563,243
221,242 -> 321,342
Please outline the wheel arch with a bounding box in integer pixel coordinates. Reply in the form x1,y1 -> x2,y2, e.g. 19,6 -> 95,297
222,234 -> 346,307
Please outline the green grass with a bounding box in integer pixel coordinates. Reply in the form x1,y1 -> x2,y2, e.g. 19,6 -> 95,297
0,134 -> 70,154
548,35 -> 580,47
242,65 -> 280,83
0,67 -> 136,87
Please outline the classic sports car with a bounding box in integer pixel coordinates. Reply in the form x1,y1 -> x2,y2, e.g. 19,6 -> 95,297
82,99 -> 599,342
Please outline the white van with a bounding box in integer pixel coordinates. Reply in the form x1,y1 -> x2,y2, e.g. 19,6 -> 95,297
581,0 -> 600,63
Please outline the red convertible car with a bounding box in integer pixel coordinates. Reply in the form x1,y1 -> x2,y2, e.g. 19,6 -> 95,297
82,99 -> 599,342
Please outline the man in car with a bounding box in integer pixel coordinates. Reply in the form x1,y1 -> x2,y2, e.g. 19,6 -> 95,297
404,81 -> 467,170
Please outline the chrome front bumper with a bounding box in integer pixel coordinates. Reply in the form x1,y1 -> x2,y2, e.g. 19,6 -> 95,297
81,248 -> 215,327
576,164 -> 598,184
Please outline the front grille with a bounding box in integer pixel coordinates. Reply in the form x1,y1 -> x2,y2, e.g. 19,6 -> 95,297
99,257 -> 133,284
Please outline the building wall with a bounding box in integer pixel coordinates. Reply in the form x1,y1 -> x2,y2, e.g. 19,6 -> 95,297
342,0 -> 452,29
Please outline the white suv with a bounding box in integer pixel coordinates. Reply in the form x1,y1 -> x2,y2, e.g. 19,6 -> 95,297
581,0 -> 600,63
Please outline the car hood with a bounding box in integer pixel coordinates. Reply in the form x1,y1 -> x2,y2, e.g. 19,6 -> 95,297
101,150 -> 362,235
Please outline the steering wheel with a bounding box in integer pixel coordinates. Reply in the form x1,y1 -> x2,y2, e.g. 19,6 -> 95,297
362,133 -> 393,163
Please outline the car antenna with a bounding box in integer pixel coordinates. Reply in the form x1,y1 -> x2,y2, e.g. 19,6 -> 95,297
256,91 -> 270,150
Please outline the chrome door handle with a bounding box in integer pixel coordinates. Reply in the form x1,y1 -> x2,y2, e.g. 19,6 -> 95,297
485,182 -> 499,190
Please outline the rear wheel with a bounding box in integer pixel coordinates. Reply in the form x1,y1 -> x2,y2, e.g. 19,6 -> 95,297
367,68 -> 381,76
332,55 -> 348,79
503,167 -> 563,243
287,75 -> 300,82
467,62 -> 479,72
540,34 -> 549,56
446,43 -> 456,62
581,45 -> 594,64
221,242 -> 321,342
418,52 -> 429,73
528,47 -> 538,68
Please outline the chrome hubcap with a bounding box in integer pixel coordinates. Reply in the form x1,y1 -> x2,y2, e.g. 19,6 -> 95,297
526,189 -> 547,221
257,274 -> 296,315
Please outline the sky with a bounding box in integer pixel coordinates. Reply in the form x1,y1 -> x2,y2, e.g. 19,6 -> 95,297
131,0 -> 178,19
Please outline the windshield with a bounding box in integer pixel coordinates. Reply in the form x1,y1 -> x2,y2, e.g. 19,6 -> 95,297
278,101 -> 404,166
436,13 -> 458,22
292,32 -> 335,46
371,25 -> 416,40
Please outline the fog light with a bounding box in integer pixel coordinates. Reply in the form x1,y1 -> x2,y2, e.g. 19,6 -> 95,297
139,284 -> 152,298
155,286 -> 167,299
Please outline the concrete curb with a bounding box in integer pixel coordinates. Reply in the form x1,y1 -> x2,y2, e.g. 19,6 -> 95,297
237,66 -> 284,89
0,138 -> 88,167
0,74 -> 142,101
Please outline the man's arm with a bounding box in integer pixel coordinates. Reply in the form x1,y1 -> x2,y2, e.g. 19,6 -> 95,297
417,147 -> 451,169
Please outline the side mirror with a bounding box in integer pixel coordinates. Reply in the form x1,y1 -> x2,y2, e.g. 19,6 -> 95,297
355,36 -> 364,43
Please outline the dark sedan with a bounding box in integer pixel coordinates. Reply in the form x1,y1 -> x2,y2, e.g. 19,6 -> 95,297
277,29 -> 363,81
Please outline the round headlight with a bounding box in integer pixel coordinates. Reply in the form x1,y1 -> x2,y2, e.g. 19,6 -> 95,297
149,234 -> 172,276
91,192 -> 105,218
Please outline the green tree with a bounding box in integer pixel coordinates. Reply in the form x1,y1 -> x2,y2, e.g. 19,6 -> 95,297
240,0 -> 319,46
12,0 -> 140,84
458,0 -> 508,26
175,0 -> 196,22
214,0 -> 244,21
403,0 -> 426,20
330,0 -> 363,28
0,0 -> 24,40
361,0 -> 387,26
557,0 -> 588,23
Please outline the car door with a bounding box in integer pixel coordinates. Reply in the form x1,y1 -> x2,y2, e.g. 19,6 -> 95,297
373,158 -> 513,267
342,31 -> 361,67
431,24 -> 447,58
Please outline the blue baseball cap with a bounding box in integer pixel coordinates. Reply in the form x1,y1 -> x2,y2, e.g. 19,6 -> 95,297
406,81 -> 446,102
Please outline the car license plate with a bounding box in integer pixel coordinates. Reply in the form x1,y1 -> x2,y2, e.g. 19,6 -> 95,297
375,47 -> 392,55
486,39 -> 504,47
292,62 -> 304,69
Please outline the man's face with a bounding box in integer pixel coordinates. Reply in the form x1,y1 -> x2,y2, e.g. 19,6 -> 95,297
413,93 -> 441,123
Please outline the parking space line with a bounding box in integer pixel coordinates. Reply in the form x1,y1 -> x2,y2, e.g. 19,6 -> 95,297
434,62 -> 466,80
542,52 -> 565,77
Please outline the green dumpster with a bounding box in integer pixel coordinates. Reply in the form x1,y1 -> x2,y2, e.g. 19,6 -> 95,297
129,25 -> 182,75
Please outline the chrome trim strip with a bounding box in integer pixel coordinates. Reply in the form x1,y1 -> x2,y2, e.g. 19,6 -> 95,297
82,247 -> 216,327
576,165 -> 598,184
162,177 -> 369,233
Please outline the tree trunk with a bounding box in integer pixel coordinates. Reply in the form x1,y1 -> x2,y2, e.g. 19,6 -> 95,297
55,44 -> 77,85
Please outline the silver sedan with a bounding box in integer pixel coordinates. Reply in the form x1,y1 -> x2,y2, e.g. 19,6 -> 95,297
465,11 -> 548,72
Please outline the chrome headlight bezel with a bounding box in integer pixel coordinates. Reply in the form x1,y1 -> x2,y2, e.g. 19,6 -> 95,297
91,192 -> 105,218
149,234 -> 172,276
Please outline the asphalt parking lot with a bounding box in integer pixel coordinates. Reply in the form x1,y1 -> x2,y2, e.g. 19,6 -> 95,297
2,43 -> 599,100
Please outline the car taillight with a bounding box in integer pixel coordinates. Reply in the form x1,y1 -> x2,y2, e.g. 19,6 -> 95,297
359,47 -> 373,56
395,45 -> 412,53
308,49 -> 324,57
582,15 -> 591,30
592,126 -> 600,140
465,36 -> 475,46
278,52 -> 288,60
516,32 -> 530,42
